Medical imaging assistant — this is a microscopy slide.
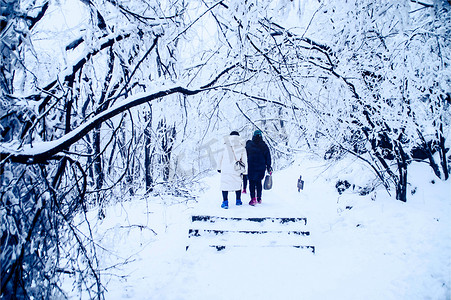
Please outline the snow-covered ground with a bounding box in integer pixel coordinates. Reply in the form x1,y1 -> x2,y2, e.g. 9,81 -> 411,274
76,155 -> 451,300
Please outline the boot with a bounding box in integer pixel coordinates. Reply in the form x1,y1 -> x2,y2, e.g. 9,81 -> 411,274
249,198 -> 257,206
257,197 -> 262,204
236,199 -> 242,206
242,188 -> 247,194
221,200 -> 229,209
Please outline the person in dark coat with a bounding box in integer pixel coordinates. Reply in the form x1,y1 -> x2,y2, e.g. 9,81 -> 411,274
245,130 -> 272,206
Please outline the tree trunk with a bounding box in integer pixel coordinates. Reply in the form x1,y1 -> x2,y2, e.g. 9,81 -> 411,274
93,125 -> 103,191
395,141 -> 408,202
437,123 -> 449,180
144,111 -> 153,191
162,126 -> 176,182
417,129 -> 442,178
158,119 -> 176,182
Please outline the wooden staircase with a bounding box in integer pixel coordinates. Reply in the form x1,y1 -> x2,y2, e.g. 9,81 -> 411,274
187,215 -> 315,253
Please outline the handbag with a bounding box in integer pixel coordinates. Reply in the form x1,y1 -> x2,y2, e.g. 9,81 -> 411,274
234,160 -> 246,172
263,174 -> 273,190
231,146 -> 246,173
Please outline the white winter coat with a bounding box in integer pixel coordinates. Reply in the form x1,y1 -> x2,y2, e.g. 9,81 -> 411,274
217,135 -> 248,191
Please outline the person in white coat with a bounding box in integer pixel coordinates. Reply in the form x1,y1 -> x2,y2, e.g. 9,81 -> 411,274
217,131 -> 248,209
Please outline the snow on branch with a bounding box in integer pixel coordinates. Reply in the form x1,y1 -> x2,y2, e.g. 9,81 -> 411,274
0,65 -> 238,164
170,0 -> 226,43
26,1 -> 50,30
410,0 -> 434,8
0,87 -> 195,163
223,88 -> 300,110
105,0 -> 184,23
20,32 -> 132,101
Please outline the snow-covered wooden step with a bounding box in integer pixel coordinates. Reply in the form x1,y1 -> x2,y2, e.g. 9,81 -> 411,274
189,229 -> 310,237
188,229 -> 312,248
192,215 -> 307,225
208,245 -> 315,253
187,241 -> 315,253
187,215 -> 314,253
186,241 -> 315,253
191,215 -> 308,231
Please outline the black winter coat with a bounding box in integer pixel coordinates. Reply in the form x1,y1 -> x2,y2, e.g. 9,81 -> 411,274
245,137 -> 271,181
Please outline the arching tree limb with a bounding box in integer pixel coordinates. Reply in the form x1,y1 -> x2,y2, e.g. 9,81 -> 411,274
1,66 -> 239,164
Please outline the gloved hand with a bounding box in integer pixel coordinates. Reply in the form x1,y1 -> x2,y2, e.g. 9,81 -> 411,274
267,166 -> 273,175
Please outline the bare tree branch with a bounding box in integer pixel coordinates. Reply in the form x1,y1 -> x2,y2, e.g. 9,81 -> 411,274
21,33 -> 131,102
410,0 -> 434,8
170,0 -> 225,43
1,65 -> 239,163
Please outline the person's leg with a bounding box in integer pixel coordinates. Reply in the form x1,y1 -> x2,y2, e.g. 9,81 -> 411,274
249,180 -> 257,206
256,180 -> 263,203
221,191 -> 228,209
249,180 -> 256,199
235,190 -> 242,205
242,175 -> 248,193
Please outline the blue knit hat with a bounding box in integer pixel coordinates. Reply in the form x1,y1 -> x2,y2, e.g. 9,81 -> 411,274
253,130 -> 262,137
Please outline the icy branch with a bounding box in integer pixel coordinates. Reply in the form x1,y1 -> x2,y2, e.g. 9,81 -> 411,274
0,64 -> 239,164
410,0 -> 434,8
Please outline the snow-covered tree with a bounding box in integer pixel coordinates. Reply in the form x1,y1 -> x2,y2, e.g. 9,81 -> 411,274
0,0 -> 239,297
201,0 -> 450,201
1,0 -> 449,298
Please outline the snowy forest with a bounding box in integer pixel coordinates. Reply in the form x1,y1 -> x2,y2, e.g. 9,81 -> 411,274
1,0 -> 450,299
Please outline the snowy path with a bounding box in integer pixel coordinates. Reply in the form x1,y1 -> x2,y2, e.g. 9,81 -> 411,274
127,182 -> 320,300
104,171 -> 323,299
101,161 -> 451,300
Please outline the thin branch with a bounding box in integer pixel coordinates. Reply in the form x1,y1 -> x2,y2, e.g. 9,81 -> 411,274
1,65 -> 239,163
200,63 -> 239,89
223,88 -> 300,110
26,1 -> 50,30
23,33 -> 131,102
112,36 -> 160,102
170,0 -> 225,43
410,0 -> 434,8
105,0 -> 184,23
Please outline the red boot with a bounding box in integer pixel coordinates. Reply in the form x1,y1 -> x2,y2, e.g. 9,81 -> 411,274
249,198 -> 257,206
